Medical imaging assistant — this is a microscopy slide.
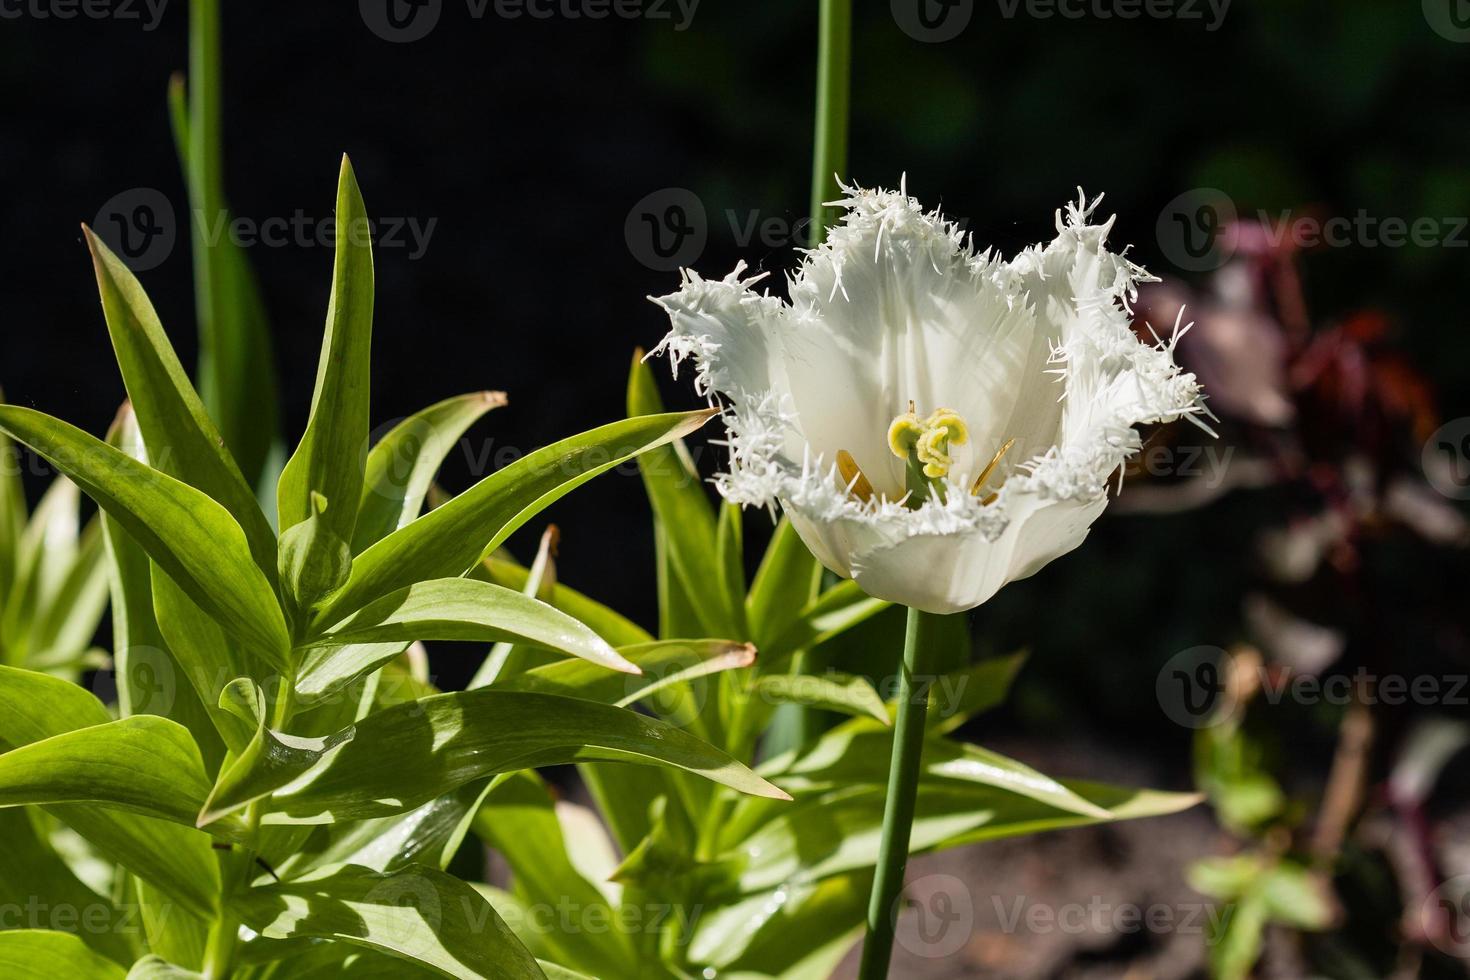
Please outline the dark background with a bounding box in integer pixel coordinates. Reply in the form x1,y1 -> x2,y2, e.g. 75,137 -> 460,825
3,0 -> 1468,742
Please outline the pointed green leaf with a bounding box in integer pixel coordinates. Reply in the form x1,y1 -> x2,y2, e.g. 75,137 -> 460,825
498,638 -> 755,708
760,581 -> 889,669
204,689 -> 788,825
928,651 -> 1028,733
0,716 -> 242,839
278,491 -> 352,613
296,578 -> 638,705
355,391 -> 506,553
717,781 -> 1200,894
0,406 -> 288,661
745,516 -> 821,650
751,672 -> 890,725
278,155 -> 375,545
124,956 -> 203,980
231,864 -> 544,980
478,554 -> 651,647
314,409 -> 717,627
0,666 -> 220,916
626,352 -> 736,637
471,771 -> 638,977
0,809 -> 135,966
82,227 -> 276,577
101,405 -> 226,770
0,387 -> 25,604
0,931 -> 126,980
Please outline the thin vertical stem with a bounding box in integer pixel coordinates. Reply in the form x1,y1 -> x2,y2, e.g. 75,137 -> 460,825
188,0 -> 226,420
808,0 -> 851,247
858,605 -> 943,979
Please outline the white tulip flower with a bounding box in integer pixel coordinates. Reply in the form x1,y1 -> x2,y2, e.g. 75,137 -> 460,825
651,182 -> 1208,614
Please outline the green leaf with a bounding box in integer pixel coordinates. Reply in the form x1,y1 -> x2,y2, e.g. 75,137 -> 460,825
745,517 -> 821,651
277,155 -> 375,546
278,491 -> 352,613
928,651 -> 1028,733
715,501 -> 750,637
471,771 -> 638,977
124,956 -> 203,979
296,578 -> 638,705
281,781 -> 488,879
171,39 -> 281,494
0,387 -> 25,604
0,666 -> 219,916
689,872 -> 866,976
2,477 -> 83,666
0,716 -> 242,840
751,672 -> 890,725
469,526 -> 560,688
82,227 -> 276,577
761,719 -> 1110,817
760,581 -> 889,670
133,877 -> 210,973
497,639 -> 756,708
478,555 -> 652,647
0,809 -> 135,966
626,352 -> 736,637
101,405 -> 225,769
204,689 -> 788,825
0,930 -> 126,979
231,864 -> 545,980
354,392 -> 506,553
314,409 -> 717,628
713,781 -> 1199,895
28,519 -> 110,668
151,571 -> 258,753
0,406 -> 288,662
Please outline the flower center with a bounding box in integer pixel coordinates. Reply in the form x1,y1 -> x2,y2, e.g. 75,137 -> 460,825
835,405 -> 1014,508
887,404 -> 969,505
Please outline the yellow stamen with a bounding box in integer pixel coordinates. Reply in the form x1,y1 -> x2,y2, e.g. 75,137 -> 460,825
888,406 -> 970,480
836,450 -> 875,503
971,437 -> 1016,499
887,412 -> 924,459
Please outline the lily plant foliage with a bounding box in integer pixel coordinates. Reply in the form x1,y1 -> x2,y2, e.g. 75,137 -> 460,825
653,182 -> 1209,613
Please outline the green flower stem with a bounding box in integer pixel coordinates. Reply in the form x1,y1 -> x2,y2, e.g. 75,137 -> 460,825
858,605 -> 945,979
188,0 -> 227,417
807,0 -> 851,246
